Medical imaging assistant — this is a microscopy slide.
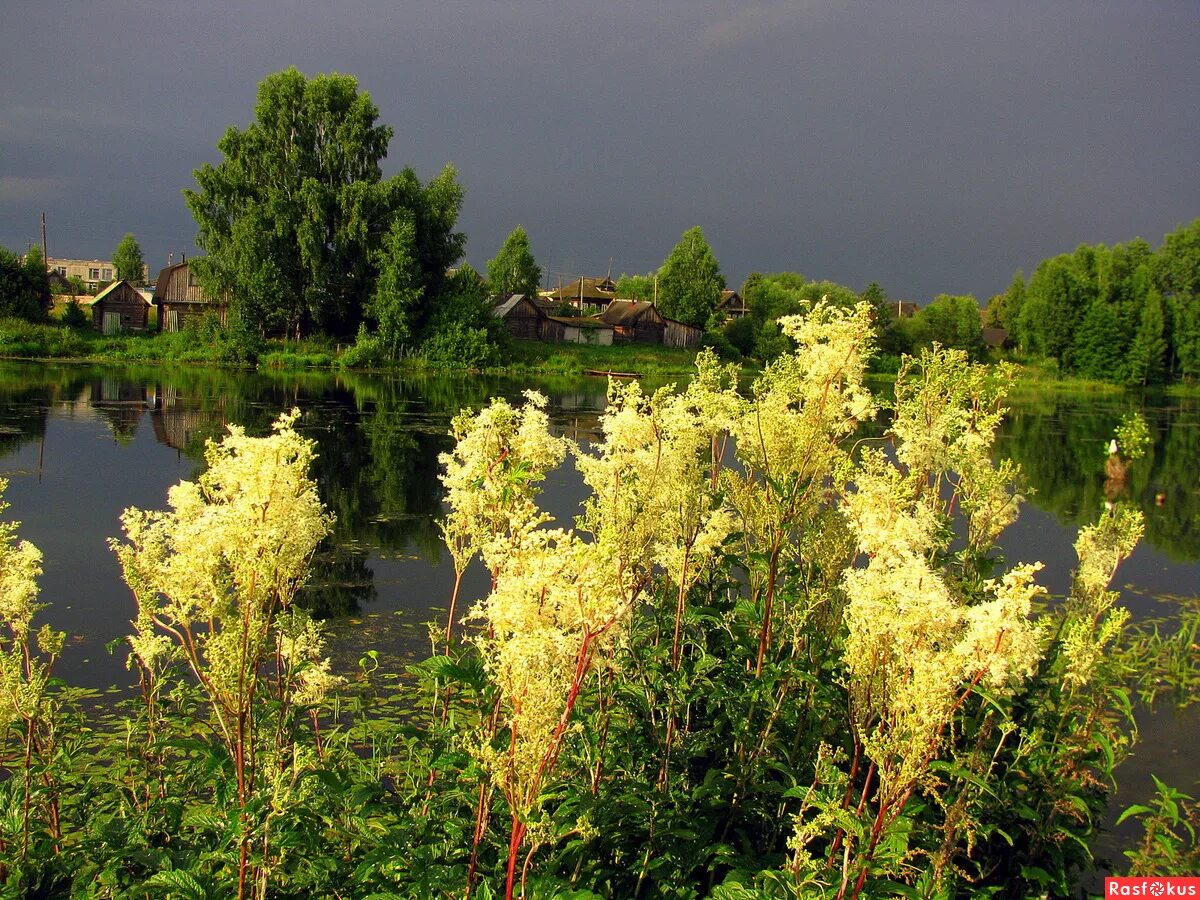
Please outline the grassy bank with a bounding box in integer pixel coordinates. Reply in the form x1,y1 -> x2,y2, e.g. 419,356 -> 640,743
0,319 -> 736,377
499,337 -> 722,376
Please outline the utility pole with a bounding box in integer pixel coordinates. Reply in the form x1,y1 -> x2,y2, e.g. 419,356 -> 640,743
41,212 -> 48,269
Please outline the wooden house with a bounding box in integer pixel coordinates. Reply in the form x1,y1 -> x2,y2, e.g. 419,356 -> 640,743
545,276 -> 618,310
491,294 -> 546,339
894,301 -> 919,319
717,290 -> 749,319
153,260 -> 227,332
541,315 -> 614,346
663,317 -> 703,349
600,300 -> 665,344
86,279 -> 151,333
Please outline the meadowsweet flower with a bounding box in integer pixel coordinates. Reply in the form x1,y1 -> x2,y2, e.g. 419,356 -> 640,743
841,350 -> 1043,807
439,391 -> 568,576
1060,505 -> 1143,687
114,409 -> 332,725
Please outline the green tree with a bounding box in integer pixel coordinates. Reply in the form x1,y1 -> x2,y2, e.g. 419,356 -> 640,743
917,294 -> 983,356
1169,293 -> 1200,380
1069,300 -> 1124,379
486,226 -> 541,298
112,233 -> 145,284
0,247 -> 49,320
861,281 -> 890,326
656,226 -> 725,327
186,67 -> 465,339
615,273 -> 655,302
368,213 -> 422,358
1154,219 -> 1200,299
420,265 -> 505,368
1000,271 -> 1027,341
1126,289 -> 1168,386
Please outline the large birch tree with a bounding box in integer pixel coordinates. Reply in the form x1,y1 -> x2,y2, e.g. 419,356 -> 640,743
185,67 -> 464,339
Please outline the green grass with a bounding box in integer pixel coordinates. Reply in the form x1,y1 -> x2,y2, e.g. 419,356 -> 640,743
498,338 -> 731,376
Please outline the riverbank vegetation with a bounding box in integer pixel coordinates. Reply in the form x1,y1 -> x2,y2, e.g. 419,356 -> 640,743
2,304 -> 1197,898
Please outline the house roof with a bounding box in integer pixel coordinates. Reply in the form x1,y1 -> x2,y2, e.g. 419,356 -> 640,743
546,276 -> 618,303
545,315 -> 613,329
153,260 -> 223,305
491,293 -> 545,318
153,262 -> 187,291
600,300 -> 663,326
662,316 -> 702,332
85,280 -> 150,307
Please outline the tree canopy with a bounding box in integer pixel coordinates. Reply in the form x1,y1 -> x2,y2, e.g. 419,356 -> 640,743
656,226 -> 725,328
185,67 -> 465,340
1003,220 -> 1200,384
0,246 -> 49,321
486,226 -> 541,299
614,273 -> 656,302
112,234 -> 145,284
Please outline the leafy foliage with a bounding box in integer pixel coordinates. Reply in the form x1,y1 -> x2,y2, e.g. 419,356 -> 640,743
2,308 -> 1191,898
0,246 -> 49,321
1004,220 -> 1200,384
112,233 -> 146,284
657,226 -> 725,328
486,226 -> 542,299
185,67 -> 467,343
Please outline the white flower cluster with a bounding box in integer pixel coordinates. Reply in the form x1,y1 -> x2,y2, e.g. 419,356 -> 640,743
0,478 -> 63,736
114,410 -> 333,719
841,349 -> 1044,800
1060,505 -> 1143,688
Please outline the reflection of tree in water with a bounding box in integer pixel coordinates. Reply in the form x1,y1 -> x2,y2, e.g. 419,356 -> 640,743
0,361 -> 110,461
998,394 -> 1200,562
1138,400 -> 1200,561
140,369 -> 464,618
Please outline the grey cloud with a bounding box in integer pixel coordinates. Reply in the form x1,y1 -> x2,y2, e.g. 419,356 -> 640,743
697,1 -> 836,51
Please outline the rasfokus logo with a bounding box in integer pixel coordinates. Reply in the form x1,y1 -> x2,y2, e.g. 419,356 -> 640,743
1106,877 -> 1200,897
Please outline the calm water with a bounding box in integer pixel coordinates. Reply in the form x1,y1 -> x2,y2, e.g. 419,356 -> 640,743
0,360 -> 1196,871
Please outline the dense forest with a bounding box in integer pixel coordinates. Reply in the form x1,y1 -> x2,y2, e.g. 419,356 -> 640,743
986,219 -> 1200,385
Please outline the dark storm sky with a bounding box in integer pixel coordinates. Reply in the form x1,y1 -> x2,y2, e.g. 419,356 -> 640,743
2,1 -> 1197,301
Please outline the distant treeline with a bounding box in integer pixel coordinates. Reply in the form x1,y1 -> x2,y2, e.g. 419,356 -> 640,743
985,219 -> 1199,385
716,272 -> 986,371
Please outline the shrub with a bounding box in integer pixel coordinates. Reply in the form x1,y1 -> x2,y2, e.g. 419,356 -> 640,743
420,322 -> 500,369
60,299 -> 88,329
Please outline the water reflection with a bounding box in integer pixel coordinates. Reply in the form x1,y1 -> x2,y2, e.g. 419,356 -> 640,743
998,392 -> 1200,562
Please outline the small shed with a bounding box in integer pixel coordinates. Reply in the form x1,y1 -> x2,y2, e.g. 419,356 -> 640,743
87,280 -> 151,333
541,315 -> 614,345
663,317 -> 703,349
154,260 -> 227,332
492,293 -> 546,340
600,300 -> 666,344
